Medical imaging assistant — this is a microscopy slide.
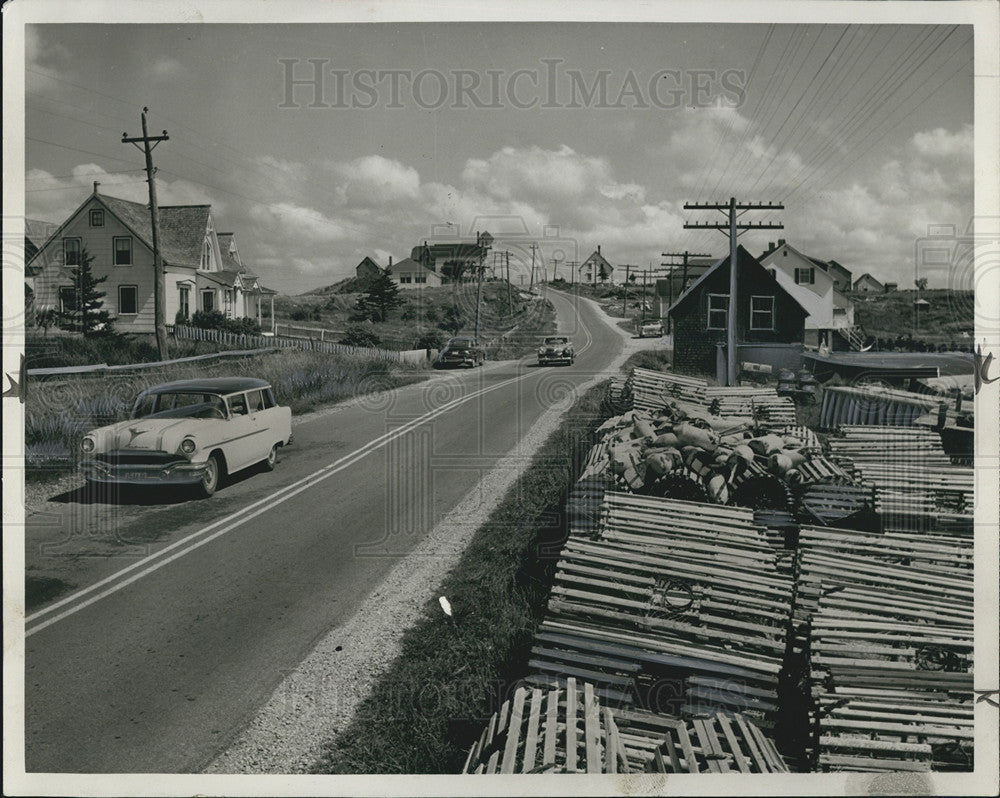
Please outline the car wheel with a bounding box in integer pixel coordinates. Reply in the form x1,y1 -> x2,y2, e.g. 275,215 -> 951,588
262,443 -> 278,472
197,453 -> 222,498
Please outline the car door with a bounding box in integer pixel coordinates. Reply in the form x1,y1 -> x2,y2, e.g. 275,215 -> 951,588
222,392 -> 257,472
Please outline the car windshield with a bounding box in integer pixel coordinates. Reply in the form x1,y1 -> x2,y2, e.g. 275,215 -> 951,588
544,337 -> 569,345
448,339 -> 475,349
133,392 -> 227,420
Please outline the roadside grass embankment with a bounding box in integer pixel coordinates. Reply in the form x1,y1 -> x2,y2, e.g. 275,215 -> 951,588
311,381 -> 614,774
24,348 -> 429,481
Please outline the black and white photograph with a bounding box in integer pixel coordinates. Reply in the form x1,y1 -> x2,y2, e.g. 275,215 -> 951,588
3,1 -> 998,795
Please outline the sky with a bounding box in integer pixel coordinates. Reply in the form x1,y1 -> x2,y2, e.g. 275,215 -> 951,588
24,22 -> 974,294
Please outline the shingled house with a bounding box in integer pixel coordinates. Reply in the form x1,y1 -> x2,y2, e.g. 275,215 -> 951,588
667,245 -> 808,375
27,185 -> 275,334
411,231 -> 493,281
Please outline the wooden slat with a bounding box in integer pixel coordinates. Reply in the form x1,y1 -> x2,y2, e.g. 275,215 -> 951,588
584,682 -> 602,773
543,688 -> 559,766
521,688 -> 543,773
565,677 -> 578,773
500,687 -> 526,774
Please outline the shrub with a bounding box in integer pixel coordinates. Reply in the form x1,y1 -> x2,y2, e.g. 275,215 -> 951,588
339,323 -> 381,348
190,309 -> 261,335
416,330 -> 445,350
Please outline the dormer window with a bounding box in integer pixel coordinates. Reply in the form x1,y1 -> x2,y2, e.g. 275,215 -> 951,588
202,240 -> 212,270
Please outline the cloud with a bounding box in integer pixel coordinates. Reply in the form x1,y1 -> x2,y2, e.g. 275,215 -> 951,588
330,155 -> 421,206
150,56 -> 187,79
248,201 -> 348,244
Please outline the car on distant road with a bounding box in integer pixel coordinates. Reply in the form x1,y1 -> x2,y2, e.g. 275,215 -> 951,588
537,335 -> 575,366
637,319 -> 664,338
79,377 -> 292,498
436,337 -> 486,368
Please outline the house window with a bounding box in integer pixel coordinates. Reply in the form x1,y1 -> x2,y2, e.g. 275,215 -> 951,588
114,237 -> 132,266
202,241 -> 212,270
59,286 -> 77,314
794,267 -> 815,285
399,275 -> 412,284
707,293 -> 728,330
118,284 -> 138,315
750,295 -> 775,330
178,286 -> 190,319
89,209 -> 104,227
202,290 -> 215,312
63,238 -> 82,267
414,275 -> 426,284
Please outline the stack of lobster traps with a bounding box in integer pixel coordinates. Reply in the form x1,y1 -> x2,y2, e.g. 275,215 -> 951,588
794,525 -> 974,772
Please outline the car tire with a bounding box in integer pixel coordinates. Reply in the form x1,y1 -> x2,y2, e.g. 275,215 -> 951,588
262,443 -> 279,472
197,453 -> 222,498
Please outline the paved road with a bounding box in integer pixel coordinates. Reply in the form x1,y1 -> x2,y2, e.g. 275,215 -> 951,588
24,287 -> 626,773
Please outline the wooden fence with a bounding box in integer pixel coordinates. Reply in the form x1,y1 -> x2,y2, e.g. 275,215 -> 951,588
174,324 -> 410,363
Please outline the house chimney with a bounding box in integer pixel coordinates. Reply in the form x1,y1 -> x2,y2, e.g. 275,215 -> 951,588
597,244 -> 601,255
768,241 -> 775,251
778,238 -> 786,247
389,255 -> 393,267
93,181 -> 101,194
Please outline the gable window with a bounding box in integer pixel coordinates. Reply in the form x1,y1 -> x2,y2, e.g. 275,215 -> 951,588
63,237 -> 82,267
118,284 -> 138,315
178,286 -> 190,319
794,267 -> 815,285
89,209 -> 104,227
202,290 -> 215,312
114,236 -> 132,266
750,295 -> 775,330
707,293 -> 728,330
399,275 -> 412,284
202,241 -> 212,270
59,286 -> 78,314
414,274 -> 426,284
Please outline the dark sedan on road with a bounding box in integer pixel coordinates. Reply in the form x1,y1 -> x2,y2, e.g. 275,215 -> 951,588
537,335 -> 575,366
436,337 -> 486,368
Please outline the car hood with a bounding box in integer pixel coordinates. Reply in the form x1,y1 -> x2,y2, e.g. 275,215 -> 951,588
93,418 -> 205,451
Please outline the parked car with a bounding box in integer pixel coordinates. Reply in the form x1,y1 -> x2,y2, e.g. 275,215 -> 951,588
637,319 -> 664,338
79,377 -> 292,498
537,335 -> 575,366
436,336 -> 485,368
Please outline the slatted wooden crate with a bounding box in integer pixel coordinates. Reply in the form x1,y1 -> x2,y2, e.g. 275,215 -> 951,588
794,524 -> 974,772
461,678 -> 631,774
530,493 -> 793,726
797,483 -> 875,528
629,367 -> 707,410
704,387 -> 798,426
819,386 -> 939,429
829,425 -> 952,469
613,706 -> 789,773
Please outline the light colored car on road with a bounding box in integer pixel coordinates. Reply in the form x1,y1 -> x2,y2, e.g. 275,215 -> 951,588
79,377 -> 292,498
637,319 -> 664,338
537,335 -> 575,366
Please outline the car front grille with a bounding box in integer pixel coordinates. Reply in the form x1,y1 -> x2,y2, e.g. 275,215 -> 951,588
96,450 -> 182,466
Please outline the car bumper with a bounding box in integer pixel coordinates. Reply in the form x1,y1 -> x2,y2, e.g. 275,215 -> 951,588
80,459 -> 208,485
538,355 -> 573,365
438,357 -> 478,367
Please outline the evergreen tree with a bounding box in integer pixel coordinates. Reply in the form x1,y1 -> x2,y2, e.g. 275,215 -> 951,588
59,246 -> 114,336
360,267 -> 404,322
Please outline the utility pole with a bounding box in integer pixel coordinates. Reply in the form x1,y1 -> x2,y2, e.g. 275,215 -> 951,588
551,256 -> 559,283
123,107 -> 169,359
505,251 -> 512,315
661,250 -> 711,333
683,199 -> 783,386
529,243 -> 537,289
622,264 -> 631,316
474,231 -> 490,343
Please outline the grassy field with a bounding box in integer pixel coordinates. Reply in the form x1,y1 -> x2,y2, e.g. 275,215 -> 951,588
276,279 -> 556,356
24,349 -> 429,479
852,288 -> 974,348
24,332 -> 250,370
312,381 -> 613,774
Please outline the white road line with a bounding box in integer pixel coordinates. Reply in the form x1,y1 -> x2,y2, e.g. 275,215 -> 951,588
25,371 -> 526,635
27,294 -> 598,636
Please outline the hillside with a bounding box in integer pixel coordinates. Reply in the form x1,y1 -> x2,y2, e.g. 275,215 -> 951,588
852,289 -> 973,348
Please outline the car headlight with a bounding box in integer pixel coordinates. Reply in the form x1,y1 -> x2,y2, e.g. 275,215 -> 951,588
562,349 -> 571,355
180,438 -> 196,455
81,436 -> 95,453
538,347 -> 545,354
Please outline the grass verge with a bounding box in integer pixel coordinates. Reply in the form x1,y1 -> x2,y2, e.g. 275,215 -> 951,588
312,380 -> 614,774
24,349 -> 429,481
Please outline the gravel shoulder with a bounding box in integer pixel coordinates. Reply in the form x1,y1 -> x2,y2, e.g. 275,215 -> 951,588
205,295 -> 656,774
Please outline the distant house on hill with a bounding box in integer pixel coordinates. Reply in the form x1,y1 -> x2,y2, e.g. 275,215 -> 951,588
27,184 -> 275,334
853,273 -> 884,293
391,257 -> 443,288
411,231 -> 493,281
579,246 -> 614,284
883,282 -> 898,293
355,256 -> 384,284
667,245 -> 808,376
824,259 -> 853,293
759,240 -> 856,349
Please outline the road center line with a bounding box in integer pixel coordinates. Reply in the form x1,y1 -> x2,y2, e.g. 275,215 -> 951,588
26,370 -> 528,634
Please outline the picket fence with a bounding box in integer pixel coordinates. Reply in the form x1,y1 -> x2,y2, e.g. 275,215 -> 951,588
174,324 -> 409,363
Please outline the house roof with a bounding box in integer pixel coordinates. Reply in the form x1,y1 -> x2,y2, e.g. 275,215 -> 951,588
93,194 -> 212,269
667,245 -> 810,317
854,272 -> 883,287
391,257 -> 439,276
411,239 -> 489,263
581,249 -> 613,270
356,255 -> 383,271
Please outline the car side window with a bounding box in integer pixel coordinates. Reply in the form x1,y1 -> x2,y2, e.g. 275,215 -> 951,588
133,394 -> 157,418
262,388 -> 276,409
229,394 -> 248,416
247,390 -> 264,413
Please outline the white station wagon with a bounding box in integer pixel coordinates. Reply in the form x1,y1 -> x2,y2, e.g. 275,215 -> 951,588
80,377 -> 292,498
